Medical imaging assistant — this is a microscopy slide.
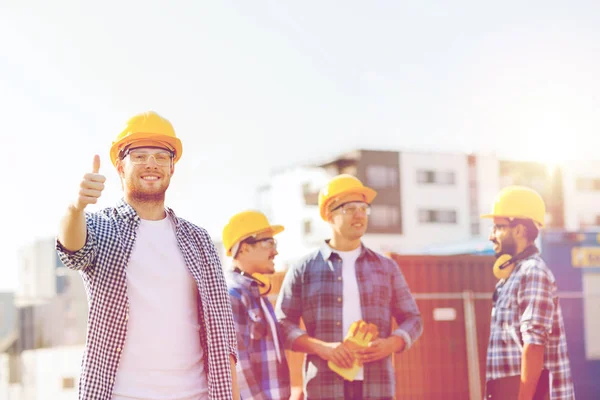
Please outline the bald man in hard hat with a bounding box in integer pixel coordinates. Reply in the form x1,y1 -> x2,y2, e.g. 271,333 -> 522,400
482,186 -> 574,400
56,111 -> 238,400
223,211 -> 291,400
276,174 -> 422,400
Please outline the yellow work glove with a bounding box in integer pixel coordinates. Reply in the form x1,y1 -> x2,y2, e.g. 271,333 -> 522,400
328,320 -> 379,381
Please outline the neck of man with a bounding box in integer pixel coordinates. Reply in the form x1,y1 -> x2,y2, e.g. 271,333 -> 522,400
328,234 -> 361,252
515,239 -> 534,256
125,194 -> 167,220
232,260 -> 256,275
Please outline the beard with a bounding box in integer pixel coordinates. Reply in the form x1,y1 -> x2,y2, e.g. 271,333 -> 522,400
125,176 -> 170,204
494,236 -> 517,259
130,189 -> 166,203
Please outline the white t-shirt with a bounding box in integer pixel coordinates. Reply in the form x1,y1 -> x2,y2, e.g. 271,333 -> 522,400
336,246 -> 364,381
112,216 -> 208,400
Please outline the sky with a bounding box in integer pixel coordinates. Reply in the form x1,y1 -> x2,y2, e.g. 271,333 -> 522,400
1,0 -> 600,291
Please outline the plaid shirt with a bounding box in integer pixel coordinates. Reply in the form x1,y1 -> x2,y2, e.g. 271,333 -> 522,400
275,241 -> 423,400
486,251 -> 575,400
55,199 -> 238,400
226,271 -> 291,400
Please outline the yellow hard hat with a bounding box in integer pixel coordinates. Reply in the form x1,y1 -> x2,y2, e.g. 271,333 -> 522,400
109,111 -> 183,166
480,185 -> 546,227
318,174 -> 377,221
222,211 -> 284,257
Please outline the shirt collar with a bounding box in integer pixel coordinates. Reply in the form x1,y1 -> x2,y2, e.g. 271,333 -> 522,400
228,269 -> 261,295
319,239 -> 375,261
114,198 -> 181,230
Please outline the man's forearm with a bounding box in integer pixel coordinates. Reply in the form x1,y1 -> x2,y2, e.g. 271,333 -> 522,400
58,205 -> 87,252
291,334 -> 327,357
519,343 -> 545,400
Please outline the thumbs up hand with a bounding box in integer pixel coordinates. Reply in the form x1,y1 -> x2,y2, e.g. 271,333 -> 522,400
74,155 -> 106,212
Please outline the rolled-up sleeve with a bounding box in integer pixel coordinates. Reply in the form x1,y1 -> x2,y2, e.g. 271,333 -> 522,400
275,263 -> 307,349
55,213 -> 97,272
518,264 -> 555,346
390,260 -> 423,350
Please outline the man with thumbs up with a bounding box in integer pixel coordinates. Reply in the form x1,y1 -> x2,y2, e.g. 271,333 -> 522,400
56,111 -> 239,400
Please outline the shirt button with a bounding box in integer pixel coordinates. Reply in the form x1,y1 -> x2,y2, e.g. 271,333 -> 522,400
336,321 -> 341,327
337,297 -> 342,303
125,314 -> 129,321
337,276 -> 342,281
131,234 -> 135,240
116,347 -> 121,353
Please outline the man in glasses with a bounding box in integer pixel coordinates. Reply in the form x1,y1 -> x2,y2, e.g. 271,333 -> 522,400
276,174 -> 422,400
481,186 -> 574,399
56,111 -> 238,400
222,211 -> 291,400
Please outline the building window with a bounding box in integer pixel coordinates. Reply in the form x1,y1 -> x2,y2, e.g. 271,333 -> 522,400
419,209 -> 458,224
576,178 -> 600,191
370,205 -> 400,227
340,165 -> 358,176
437,171 -> 455,185
366,165 -> 398,188
302,182 -> 319,205
303,220 -> 312,235
417,170 -> 455,185
417,170 -> 435,184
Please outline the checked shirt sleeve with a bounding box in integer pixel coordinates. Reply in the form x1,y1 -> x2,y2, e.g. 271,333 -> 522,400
390,260 -> 423,350
229,292 -> 268,400
517,262 -> 556,346
55,212 -> 97,272
275,263 -> 307,349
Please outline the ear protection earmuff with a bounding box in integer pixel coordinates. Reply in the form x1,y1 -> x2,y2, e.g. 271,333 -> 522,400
492,246 -> 538,280
234,268 -> 272,296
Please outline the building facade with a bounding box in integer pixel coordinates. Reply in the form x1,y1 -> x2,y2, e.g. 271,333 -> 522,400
256,149 -> 596,268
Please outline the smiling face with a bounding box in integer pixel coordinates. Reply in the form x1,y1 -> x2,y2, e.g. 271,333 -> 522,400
117,145 -> 174,203
327,193 -> 370,242
236,230 -> 279,275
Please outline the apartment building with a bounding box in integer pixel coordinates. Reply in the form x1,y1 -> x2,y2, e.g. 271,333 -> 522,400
256,149 -> 587,267
16,238 -> 88,350
561,160 -> 600,231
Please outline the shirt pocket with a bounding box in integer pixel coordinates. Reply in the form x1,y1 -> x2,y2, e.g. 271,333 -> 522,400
493,297 -> 518,344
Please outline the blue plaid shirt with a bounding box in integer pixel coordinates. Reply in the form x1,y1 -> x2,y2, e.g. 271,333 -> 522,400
227,270 -> 291,400
275,241 -> 423,400
486,251 -> 575,399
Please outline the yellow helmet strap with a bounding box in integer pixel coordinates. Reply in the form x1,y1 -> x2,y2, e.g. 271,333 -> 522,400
492,245 -> 538,280
234,268 -> 272,296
